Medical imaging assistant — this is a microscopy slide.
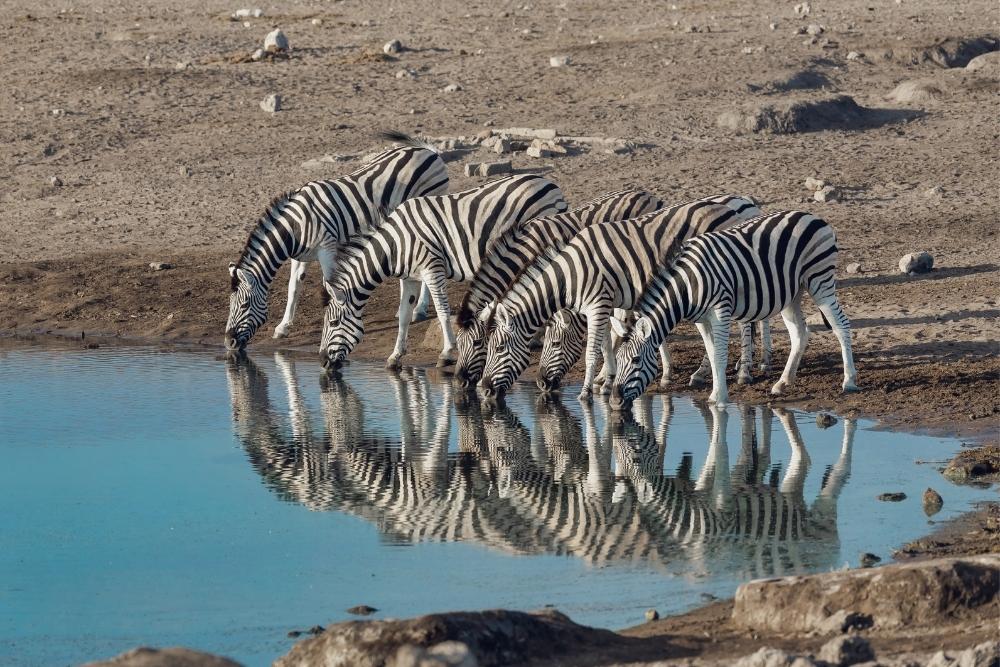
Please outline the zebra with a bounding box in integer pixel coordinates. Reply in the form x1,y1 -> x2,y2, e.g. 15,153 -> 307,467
453,189 -> 664,387
609,211 -> 859,410
318,174 -> 567,371
479,195 -> 762,402
224,131 -> 449,353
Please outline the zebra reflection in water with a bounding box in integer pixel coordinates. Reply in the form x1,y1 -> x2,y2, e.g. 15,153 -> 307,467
224,355 -> 854,576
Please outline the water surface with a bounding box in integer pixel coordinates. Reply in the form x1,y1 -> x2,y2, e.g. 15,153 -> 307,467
0,344 -> 990,666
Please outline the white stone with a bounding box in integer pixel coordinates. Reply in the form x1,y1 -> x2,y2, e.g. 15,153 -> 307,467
845,262 -> 861,274
899,251 -> 933,275
311,18 -> 322,26
442,83 -> 462,92
769,22 -> 778,30
383,39 -> 402,55
806,24 -> 824,35
814,185 -> 838,202
549,55 -> 570,67
818,635 -> 874,666
260,93 -> 281,113
251,48 -> 264,61
794,2 -> 811,17
478,161 -> 511,176
264,28 -> 289,52
50,176 -> 63,187
149,262 -> 174,271
526,145 -> 551,158
847,51 -> 863,61
805,177 -> 827,190
178,166 -> 192,178
395,69 -> 415,79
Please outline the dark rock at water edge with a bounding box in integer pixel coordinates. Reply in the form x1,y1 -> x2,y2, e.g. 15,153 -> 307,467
859,552 -> 882,568
347,604 -> 378,616
943,445 -> 1000,483
923,488 -> 944,516
816,413 -> 837,429
877,492 -> 907,502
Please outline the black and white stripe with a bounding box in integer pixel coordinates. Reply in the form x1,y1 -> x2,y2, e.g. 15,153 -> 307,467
453,189 -> 664,387
319,174 -> 567,371
224,132 -> 448,352
610,211 -> 859,410
480,195 -> 762,401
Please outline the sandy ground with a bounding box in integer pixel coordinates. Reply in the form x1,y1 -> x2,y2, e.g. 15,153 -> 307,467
1,1 -> 998,663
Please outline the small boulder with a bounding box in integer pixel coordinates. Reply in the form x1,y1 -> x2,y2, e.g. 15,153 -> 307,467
924,185 -> 945,198
806,24 -> 824,35
860,552 -> 882,568
395,68 -> 416,79
888,79 -> 944,104
943,445 -> 1000,483
816,413 -> 837,429
383,39 -> 402,55
845,262 -> 861,274
877,492 -> 907,502
846,51 -> 863,61
818,634 -> 875,666
264,28 -> 289,53
251,48 -> 264,61
734,647 -> 811,667
966,51 -> 1000,72
149,262 -> 174,271
479,161 -> 512,177
814,185 -> 839,202
923,488 -> 944,516
260,93 -> 282,113
804,176 -> 827,190
549,55 -> 571,67
526,145 -> 552,158
898,251 -> 933,275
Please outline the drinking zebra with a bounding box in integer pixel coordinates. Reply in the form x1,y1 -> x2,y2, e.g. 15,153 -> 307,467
318,174 -> 567,371
453,188 -> 665,388
224,132 -> 448,353
479,195 -> 763,401
610,211 -> 859,410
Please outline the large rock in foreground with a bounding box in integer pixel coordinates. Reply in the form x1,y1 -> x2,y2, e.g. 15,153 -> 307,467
82,647 -> 242,667
733,554 -> 999,634
276,609 -> 638,667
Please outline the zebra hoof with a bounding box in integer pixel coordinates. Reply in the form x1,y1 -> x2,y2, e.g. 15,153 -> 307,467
386,357 -> 403,371
688,375 -> 707,388
737,373 -> 753,386
657,379 -> 671,391
410,311 -> 430,324
770,381 -> 788,396
577,388 -> 593,402
842,381 -> 860,393
272,327 -> 290,339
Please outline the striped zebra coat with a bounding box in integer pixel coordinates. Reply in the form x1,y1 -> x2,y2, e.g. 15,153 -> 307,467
453,189 -> 665,387
610,211 -> 859,410
224,132 -> 448,352
319,174 -> 567,371
480,196 -> 762,401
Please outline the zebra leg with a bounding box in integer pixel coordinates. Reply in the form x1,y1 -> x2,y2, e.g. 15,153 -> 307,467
411,282 -> 432,324
579,308 -> 611,401
758,319 -> 772,372
421,269 -> 457,367
774,408 -> 811,495
273,259 -> 307,338
736,321 -> 754,385
387,279 -> 423,370
699,309 -> 731,406
657,339 -> 672,388
815,297 -> 859,393
772,293 -> 808,396
689,353 -> 712,387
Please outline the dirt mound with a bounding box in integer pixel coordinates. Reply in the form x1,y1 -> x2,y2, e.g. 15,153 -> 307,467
717,95 -> 910,134
967,50 -> 1000,74
875,34 -> 999,68
888,79 -> 945,104
747,68 -> 832,94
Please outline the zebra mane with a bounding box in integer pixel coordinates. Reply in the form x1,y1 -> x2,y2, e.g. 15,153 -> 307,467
377,130 -> 439,155
503,244 -> 563,304
231,190 -> 298,291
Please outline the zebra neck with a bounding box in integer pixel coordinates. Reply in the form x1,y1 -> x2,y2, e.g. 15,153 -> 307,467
333,234 -> 397,307
637,270 -> 691,343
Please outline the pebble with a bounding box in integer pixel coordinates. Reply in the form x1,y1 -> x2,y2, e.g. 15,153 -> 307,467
260,93 -> 282,113
859,552 -> 882,568
465,161 -> 512,177
49,176 -> 63,187
794,1 -> 811,17
922,487 -> 944,516
311,18 -> 322,26
806,23 -> 824,35
846,51 -> 863,61
346,605 -> 378,616
804,176 -> 827,190
818,634 -> 874,666
845,262 -> 861,274
549,55 -> 570,67
179,166 -> 192,178
877,492 -> 907,502
814,185 -> 839,202
526,145 -> 551,158
264,28 -> 289,53
233,8 -> 263,18
898,251 -> 933,275
395,68 -> 416,79
442,83 -> 462,92
924,185 -> 944,198
251,48 -> 264,61
769,22 -> 778,30
149,262 -> 174,271
308,625 -> 325,635
645,609 -> 660,621
383,39 -> 402,55
816,413 -> 837,429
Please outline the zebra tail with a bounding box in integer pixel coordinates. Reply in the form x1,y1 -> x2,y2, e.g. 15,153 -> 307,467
378,130 -> 439,154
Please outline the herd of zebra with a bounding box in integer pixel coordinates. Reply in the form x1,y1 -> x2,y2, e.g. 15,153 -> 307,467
225,132 -> 859,408
226,352 -> 856,578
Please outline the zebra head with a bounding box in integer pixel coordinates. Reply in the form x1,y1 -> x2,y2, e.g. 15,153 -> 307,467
610,316 -> 660,411
536,310 -> 586,394
454,301 -> 496,389
318,281 -> 365,372
480,304 -> 532,400
225,263 -> 268,353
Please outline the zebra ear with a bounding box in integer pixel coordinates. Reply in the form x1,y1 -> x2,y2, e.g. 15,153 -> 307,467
323,281 -> 347,306
634,316 -> 653,340
609,316 -> 629,338
552,310 -> 568,327
478,301 -> 496,322
228,262 -> 237,278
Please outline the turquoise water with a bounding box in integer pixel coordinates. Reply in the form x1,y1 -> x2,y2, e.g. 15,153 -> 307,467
0,343 -> 992,666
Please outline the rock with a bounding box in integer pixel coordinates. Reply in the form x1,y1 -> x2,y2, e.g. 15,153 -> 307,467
924,185 -> 945,198
966,51 -> 1000,72
49,175 -> 63,187
81,647 -> 241,667
645,609 -> 659,622
347,605 -> 378,616
956,641 -> 1000,667
806,24 -> 824,35
442,83 -> 462,92
395,68 -> 416,79
943,445 -> 1000,483
495,127 -> 558,140
888,35 -> 1000,69
845,262 -> 861,274
733,554 -> 999,634
816,413 -> 837,429
311,18 -> 322,26
233,8 -> 263,18
734,647 -> 813,667
275,608 -> 638,667
922,488 -> 944,516
814,185 -> 839,202
794,2 -> 811,17
804,177 -> 827,190
526,145 -> 552,158
888,79 -> 944,104
383,39 -> 402,54
819,635 -> 875,666
769,22 -> 778,31
549,55 -> 570,67
860,553 -> 881,568
478,161 -> 512,177
179,166 -> 192,178
492,138 -> 511,154
260,94 -> 282,113
463,163 -> 479,177
847,51 -> 863,61
898,251 -> 933,275
251,48 -> 264,61
394,641 -> 477,667
817,609 -> 875,634
718,95 -> 881,135
877,492 -> 906,502
149,262 -> 173,271
264,28 -> 289,53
